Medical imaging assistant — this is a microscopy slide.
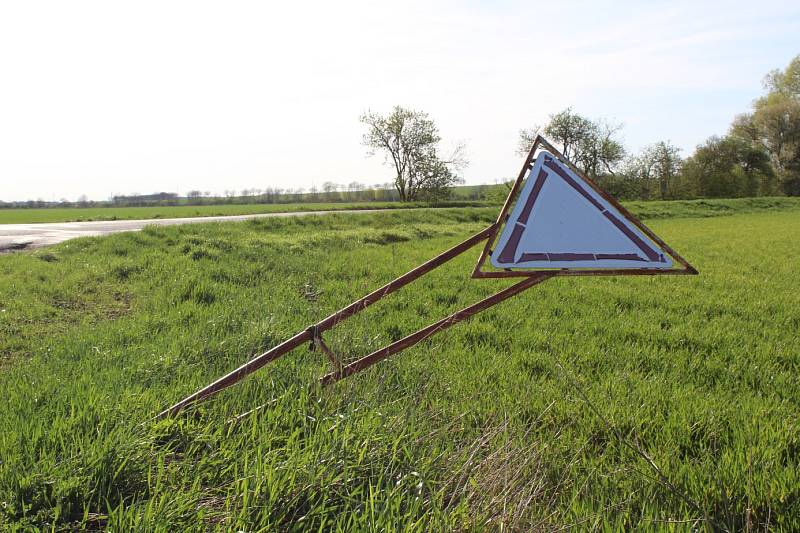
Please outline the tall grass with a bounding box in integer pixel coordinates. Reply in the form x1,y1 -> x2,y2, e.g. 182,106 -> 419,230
0,206 -> 798,530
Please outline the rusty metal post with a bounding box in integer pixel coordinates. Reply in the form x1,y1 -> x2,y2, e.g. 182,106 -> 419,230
319,272 -> 554,386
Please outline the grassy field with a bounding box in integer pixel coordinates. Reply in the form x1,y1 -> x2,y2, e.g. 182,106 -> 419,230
0,200 -> 490,225
0,205 -> 798,530
2,196 -> 798,225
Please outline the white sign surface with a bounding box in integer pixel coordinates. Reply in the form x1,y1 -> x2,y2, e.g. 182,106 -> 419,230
491,152 -> 672,270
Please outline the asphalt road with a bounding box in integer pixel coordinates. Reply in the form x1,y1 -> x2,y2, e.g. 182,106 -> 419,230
0,209 -> 393,252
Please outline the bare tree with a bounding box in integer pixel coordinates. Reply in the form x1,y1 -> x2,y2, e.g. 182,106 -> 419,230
322,181 -> 339,202
187,190 -> 203,205
352,181 -> 366,201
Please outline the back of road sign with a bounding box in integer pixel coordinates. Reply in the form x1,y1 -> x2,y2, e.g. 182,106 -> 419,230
491,152 -> 672,270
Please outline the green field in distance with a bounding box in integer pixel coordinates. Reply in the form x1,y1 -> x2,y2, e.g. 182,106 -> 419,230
1,196 -> 798,225
0,200 -> 492,224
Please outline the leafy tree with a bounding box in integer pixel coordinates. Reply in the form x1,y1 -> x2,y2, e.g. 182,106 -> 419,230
518,108 -> 593,161
518,108 -> 625,179
361,106 -> 466,201
682,136 -> 775,198
731,55 -> 800,195
618,141 -> 683,200
763,55 -> 800,97
647,142 -> 682,199
575,120 -> 626,180
616,155 -> 655,200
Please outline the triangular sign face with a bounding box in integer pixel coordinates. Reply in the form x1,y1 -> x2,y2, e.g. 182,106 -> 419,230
491,152 -> 672,270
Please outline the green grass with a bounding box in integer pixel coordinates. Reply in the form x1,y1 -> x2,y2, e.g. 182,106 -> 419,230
0,200 -> 490,225
2,196 -> 799,225
0,206 -> 798,530
623,196 -> 800,219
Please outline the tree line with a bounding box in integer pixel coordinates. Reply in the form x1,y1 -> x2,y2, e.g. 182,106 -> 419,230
3,55 -> 797,208
359,55 -> 799,202
518,55 -> 800,200
0,184 -> 406,209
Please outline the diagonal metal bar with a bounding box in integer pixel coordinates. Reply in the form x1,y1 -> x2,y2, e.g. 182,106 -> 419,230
471,136 -> 542,279
319,272 -> 554,386
156,225 -> 496,419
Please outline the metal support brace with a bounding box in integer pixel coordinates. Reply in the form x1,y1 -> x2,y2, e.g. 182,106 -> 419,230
309,327 -> 341,371
156,225 -> 497,420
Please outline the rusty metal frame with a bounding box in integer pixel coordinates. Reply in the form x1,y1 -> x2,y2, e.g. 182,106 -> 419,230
156,135 -> 697,420
157,225 -> 498,419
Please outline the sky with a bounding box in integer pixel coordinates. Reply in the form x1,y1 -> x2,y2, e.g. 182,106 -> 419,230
0,0 -> 798,202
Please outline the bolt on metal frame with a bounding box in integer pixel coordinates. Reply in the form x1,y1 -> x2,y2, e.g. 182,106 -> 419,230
156,135 -> 697,420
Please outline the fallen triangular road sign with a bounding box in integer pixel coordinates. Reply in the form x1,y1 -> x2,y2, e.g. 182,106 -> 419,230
473,136 -> 695,277
492,152 -> 670,269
